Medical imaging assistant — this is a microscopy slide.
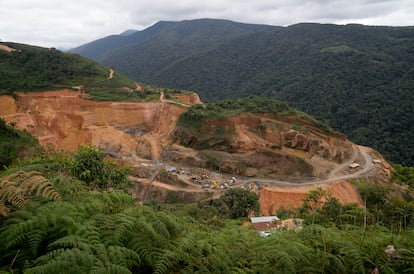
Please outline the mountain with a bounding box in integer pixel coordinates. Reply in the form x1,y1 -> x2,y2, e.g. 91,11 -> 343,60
0,41 -> 136,94
70,18 -> 278,63
0,41 -> 389,183
70,21 -> 176,60
73,20 -> 414,166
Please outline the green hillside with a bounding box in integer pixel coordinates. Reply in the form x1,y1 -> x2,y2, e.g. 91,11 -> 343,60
69,21 -> 176,61
98,19 -> 278,81
0,42 -> 136,95
0,118 -> 40,169
83,21 -> 413,166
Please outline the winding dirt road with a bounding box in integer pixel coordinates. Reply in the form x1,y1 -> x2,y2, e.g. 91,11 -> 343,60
250,145 -> 375,188
134,94 -> 381,203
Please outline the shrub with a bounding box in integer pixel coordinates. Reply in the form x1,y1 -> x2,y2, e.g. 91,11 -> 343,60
220,188 -> 260,218
71,145 -> 130,189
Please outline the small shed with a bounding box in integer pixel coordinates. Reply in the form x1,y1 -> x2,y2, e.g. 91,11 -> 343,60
250,216 -> 280,232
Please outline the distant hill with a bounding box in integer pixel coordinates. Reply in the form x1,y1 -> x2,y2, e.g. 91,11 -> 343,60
70,21 -> 177,61
70,19 -> 278,63
72,20 -> 414,166
0,41 -> 136,94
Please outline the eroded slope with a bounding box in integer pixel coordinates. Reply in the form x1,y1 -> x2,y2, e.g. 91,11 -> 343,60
0,90 -> 188,161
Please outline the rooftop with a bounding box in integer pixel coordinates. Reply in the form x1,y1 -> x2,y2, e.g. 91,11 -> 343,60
250,216 -> 279,223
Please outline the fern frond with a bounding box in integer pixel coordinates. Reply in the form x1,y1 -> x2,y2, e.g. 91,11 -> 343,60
154,211 -> 181,237
48,235 -> 92,252
0,171 -> 62,215
76,220 -> 102,246
105,245 -> 141,269
31,248 -> 96,273
151,216 -> 171,240
0,180 -> 25,209
90,263 -> 132,274
2,218 -> 36,249
337,240 -> 366,273
99,190 -> 133,207
152,250 -> 174,274
0,201 -> 10,216
326,253 -> 346,273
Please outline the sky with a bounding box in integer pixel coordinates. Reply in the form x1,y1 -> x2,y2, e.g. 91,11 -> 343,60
1,0 -> 413,49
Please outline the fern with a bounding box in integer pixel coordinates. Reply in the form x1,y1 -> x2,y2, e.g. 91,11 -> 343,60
90,264 -> 131,274
29,248 -> 97,274
48,235 -> 92,252
0,171 -> 61,215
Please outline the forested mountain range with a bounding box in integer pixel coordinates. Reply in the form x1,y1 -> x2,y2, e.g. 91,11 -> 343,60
71,19 -> 414,166
70,19 -> 277,61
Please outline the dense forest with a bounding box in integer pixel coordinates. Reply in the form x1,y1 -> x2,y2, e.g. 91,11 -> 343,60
75,20 -> 414,166
0,42 -> 136,95
1,119 -> 414,273
70,19 -> 277,61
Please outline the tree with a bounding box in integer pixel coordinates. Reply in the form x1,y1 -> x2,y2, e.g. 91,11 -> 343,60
71,145 -> 105,184
71,145 -> 130,189
220,188 -> 260,218
301,187 -> 327,224
355,180 -> 392,224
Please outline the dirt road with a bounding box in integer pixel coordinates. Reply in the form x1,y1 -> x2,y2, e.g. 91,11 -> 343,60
250,145 -> 375,188
160,91 -> 190,107
107,69 -> 114,80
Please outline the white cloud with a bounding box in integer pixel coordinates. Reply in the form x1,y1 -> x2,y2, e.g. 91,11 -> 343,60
0,0 -> 412,48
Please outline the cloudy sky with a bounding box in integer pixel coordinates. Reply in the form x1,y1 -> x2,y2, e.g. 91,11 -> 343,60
1,0 -> 413,49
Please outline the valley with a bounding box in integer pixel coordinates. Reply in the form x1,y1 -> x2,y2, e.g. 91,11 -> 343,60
0,88 -> 391,212
72,19 -> 414,166
1,32 -> 413,273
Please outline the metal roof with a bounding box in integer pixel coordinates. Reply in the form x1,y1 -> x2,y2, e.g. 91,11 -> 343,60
250,216 -> 279,223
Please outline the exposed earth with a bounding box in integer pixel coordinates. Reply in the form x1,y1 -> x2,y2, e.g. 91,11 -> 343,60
0,88 -> 392,214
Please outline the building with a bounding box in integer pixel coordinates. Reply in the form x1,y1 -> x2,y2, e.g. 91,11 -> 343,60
250,216 -> 280,233
250,216 -> 303,236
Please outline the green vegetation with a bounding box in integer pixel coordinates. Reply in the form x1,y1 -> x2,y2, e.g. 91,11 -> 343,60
179,96 -> 290,124
177,95 -> 317,132
89,20 -> 414,165
220,188 -> 260,218
176,96 -> 334,152
299,181 -> 414,235
71,145 -> 132,190
0,126 -> 414,273
392,164 -> 414,188
0,41 -> 199,103
0,42 -> 135,95
0,118 -> 40,170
